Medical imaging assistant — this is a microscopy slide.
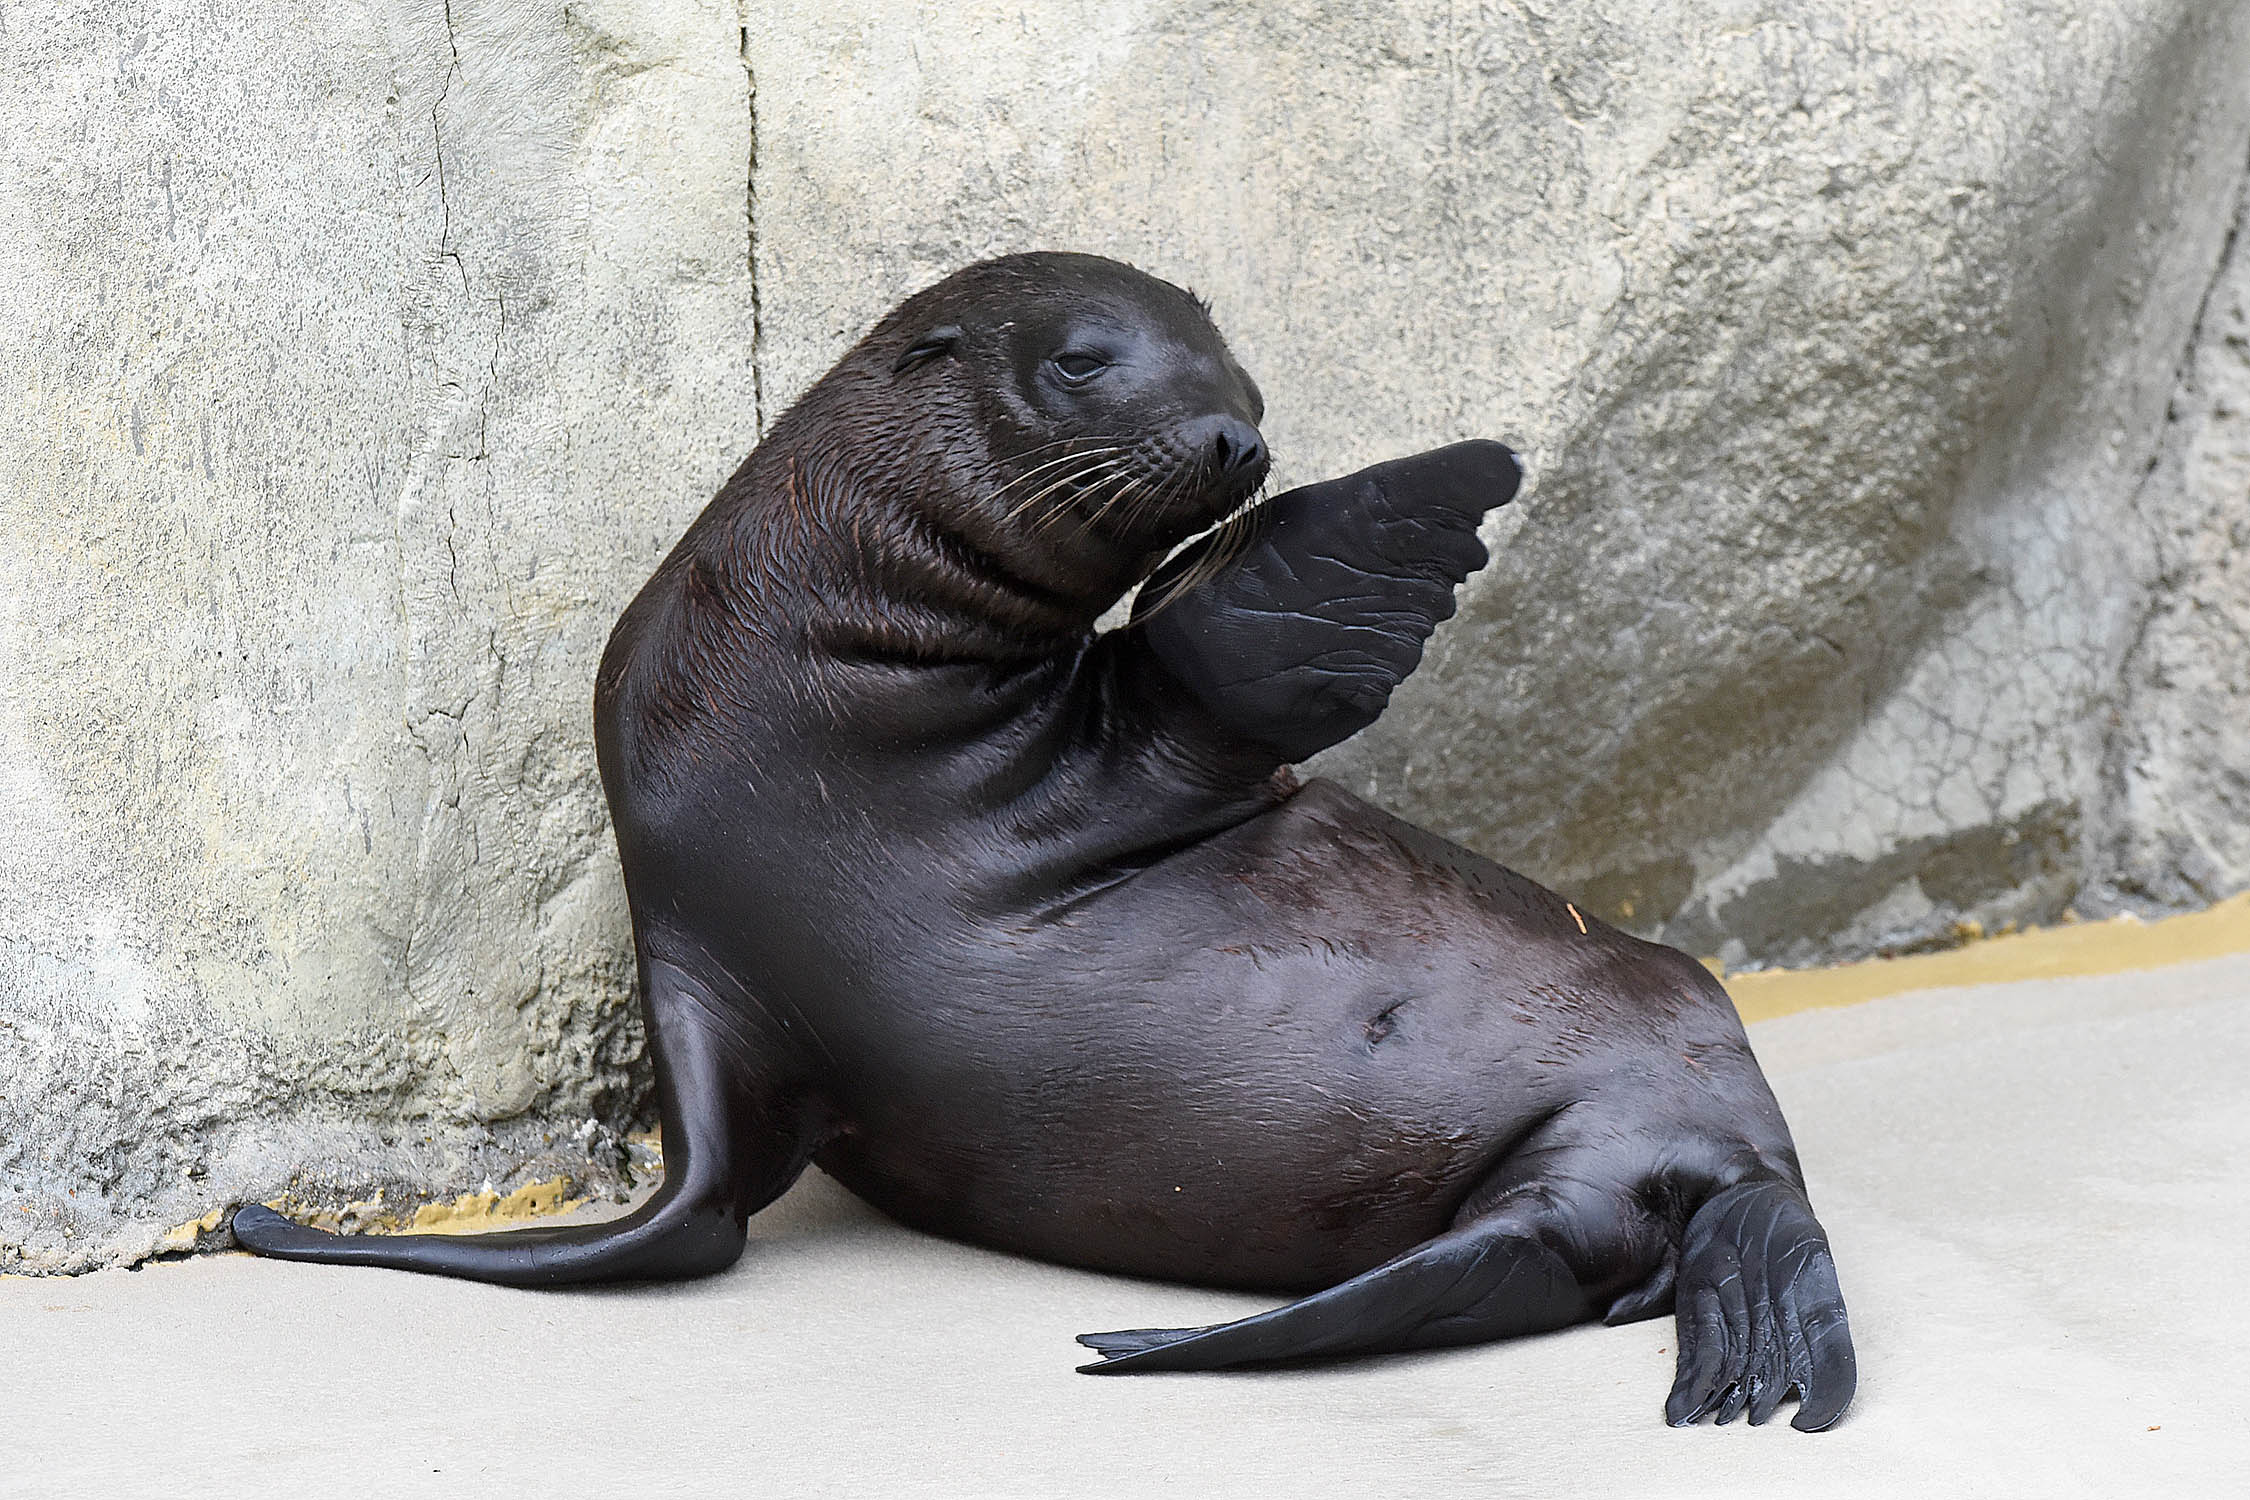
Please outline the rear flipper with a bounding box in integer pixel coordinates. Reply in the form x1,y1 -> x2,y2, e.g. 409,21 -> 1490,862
1077,1213 -> 1588,1373
230,956 -> 825,1287
1661,1179 -> 1856,1431
1078,1173 -> 1855,1434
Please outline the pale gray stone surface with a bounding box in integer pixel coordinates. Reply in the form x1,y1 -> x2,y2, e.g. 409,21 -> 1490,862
1,0 -> 762,1268
5,1 -> 2249,1267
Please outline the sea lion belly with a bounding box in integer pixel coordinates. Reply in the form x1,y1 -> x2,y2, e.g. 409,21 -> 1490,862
811,781 -> 1634,1290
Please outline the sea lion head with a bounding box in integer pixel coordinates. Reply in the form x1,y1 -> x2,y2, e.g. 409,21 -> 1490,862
874,253 -> 1270,573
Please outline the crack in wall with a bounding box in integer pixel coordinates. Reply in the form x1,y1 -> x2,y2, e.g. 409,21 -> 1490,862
396,6 -> 511,1028
736,13 -> 766,436
432,0 -> 466,294
2166,154 -> 2250,410
2097,127 -> 2250,910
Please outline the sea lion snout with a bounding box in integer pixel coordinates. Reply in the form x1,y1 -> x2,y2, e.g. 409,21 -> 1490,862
1086,411 -> 1266,543
1205,414 -> 1267,483
1153,411 -> 1269,505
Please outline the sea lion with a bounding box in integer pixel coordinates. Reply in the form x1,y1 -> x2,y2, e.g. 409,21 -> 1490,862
234,251 -> 1856,1430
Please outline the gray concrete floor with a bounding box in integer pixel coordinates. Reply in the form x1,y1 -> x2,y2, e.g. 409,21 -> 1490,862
10,956 -> 2249,1498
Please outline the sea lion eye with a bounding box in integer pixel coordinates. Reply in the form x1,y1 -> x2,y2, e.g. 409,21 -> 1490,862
1051,352 -> 1108,384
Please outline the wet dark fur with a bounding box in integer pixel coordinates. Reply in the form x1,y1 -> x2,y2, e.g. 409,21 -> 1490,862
234,252 -> 1855,1431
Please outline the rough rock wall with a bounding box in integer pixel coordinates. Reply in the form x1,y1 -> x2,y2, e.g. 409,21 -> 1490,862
2112,202 -> 2250,916
4,0 -> 2248,1269
1,0 -> 760,1269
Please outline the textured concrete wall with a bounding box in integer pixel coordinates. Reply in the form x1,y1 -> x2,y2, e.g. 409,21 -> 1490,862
5,0 -> 2249,1270
1,0 -> 759,1269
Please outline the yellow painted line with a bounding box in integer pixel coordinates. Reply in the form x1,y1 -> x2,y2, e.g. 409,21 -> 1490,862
235,1175 -> 589,1242
400,1176 -> 586,1236
1726,891 -> 2250,1024
155,1207 -> 224,1253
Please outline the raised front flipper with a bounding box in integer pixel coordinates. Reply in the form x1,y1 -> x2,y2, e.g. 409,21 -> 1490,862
1077,1207 -> 1586,1374
1131,440 -> 1521,763
231,955 -> 829,1286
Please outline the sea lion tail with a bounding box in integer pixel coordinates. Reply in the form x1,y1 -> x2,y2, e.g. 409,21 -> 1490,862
1661,1178 -> 1857,1432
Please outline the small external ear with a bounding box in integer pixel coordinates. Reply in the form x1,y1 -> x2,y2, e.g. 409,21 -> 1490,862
893,325 -> 962,374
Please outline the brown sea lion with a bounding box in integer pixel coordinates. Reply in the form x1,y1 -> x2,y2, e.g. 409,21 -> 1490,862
235,251 -> 1854,1430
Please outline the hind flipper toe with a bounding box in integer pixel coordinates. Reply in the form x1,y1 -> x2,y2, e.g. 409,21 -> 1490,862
1664,1179 -> 1856,1432
1076,1326 -> 1215,1362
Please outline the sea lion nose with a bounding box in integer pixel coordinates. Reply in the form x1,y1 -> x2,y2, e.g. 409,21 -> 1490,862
1209,417 -> 1267,479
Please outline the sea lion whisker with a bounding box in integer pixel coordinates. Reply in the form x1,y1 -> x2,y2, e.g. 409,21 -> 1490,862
1033,466 -> 1140,535
1132,489 -> 1268,620
986,441 -> 1130,496
985,433 -> 1129,470
991,446 -> 1122,492
1081,475 -> 1155,540
1111,465 -> 1195,538
1006,455 -> 1132,524
1074,468 -> 1154,535
992,449 -> 1131,515
998,470 -> 1114,528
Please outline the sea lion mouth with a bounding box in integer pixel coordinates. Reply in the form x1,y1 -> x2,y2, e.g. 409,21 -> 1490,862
994,419 -> 1269,548
1080,444 -> 1267,545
